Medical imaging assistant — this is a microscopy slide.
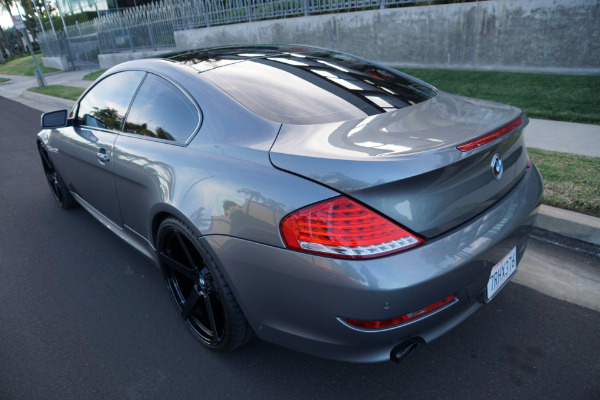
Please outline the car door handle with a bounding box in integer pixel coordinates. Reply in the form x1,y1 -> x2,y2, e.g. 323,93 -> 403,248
97,149 -> 110,163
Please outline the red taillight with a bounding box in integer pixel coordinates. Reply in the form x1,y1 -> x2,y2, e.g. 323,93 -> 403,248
457,116 -> 523,152
341,295 -> 456,330
280,196 -> 424,259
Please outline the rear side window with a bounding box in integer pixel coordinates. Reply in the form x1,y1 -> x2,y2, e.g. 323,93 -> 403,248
77,71 -> 146,130
123,74 -> 199,143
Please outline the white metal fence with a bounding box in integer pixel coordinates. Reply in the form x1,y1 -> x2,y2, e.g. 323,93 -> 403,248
38,0 -> 450,64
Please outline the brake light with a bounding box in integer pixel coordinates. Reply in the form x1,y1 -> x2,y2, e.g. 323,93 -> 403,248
280,196 -> 424,259
341,295 -> 456,330
457,116 -> 523,152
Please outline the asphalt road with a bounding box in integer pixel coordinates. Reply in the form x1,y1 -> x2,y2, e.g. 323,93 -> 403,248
1,96 -> 599,400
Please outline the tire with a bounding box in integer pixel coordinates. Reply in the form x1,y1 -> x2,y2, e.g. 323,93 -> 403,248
38,143 -> 76,209
156,217 -> 254,351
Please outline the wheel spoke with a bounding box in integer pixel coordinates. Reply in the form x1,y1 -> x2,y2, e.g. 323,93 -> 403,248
44,171 -> 60,202
159,251 -> 195,280
203,294 -> 220,341
52,176 -> 62,198
181,286 -> 202,319
175,231 -> 198,271
40,149 -> 53,169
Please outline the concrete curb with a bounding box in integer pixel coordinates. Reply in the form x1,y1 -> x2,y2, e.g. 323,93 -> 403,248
21,89 -> 76,110
535,205 -> 600,246
534,205 -> 600,258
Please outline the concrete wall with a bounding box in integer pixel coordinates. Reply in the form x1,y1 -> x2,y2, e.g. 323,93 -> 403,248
42,56 -> 70,71
174,0 -> 600,73
98,48 -> 176,70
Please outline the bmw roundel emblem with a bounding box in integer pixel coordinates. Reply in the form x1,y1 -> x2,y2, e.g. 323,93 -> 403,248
491,154 -> 503,180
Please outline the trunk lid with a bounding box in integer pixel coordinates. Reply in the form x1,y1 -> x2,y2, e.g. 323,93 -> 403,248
269,92 -> 529,238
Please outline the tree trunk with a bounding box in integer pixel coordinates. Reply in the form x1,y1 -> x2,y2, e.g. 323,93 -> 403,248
0,25 -> 14,58
19,0 -> 38,41
24,14 -> 37,42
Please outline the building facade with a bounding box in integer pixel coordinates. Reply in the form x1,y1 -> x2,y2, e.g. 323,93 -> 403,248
55,0 -> 157,16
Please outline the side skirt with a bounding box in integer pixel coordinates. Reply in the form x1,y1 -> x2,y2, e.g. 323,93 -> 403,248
72,192 -> 159,266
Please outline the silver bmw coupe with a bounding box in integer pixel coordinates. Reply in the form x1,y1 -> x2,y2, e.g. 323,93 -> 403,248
37,45 -> 543,363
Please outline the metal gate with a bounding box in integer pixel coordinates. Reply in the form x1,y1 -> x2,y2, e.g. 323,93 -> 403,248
37,31 -> 100,71
65,32 -> 100,70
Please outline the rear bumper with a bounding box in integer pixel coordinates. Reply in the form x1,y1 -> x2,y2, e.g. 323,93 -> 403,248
203,164 -> 543,363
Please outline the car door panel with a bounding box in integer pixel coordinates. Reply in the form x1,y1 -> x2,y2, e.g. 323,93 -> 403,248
51,70 -> 146,227
54,126 -> 122,225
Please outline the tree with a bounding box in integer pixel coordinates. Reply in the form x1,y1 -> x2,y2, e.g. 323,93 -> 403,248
0,0 -> 28,53
0,25 -> 13,58
19,0 -> 39,41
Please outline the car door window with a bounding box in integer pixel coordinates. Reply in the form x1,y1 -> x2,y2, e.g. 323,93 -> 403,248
123,74 -> 200,143
77,71 -> 146,131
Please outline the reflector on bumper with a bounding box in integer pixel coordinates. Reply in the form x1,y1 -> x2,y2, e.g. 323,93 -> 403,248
340,295 -> 457,330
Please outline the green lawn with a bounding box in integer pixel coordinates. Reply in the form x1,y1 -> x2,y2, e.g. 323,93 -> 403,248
0,77 -> 9,83
401,68 -> 600,124
83,69 -> 107,81
28,85 -> 85,101
528,148 -> 600,217
0,53 -> 59,76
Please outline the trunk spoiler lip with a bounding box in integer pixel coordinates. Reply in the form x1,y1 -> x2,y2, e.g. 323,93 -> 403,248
456,114 -> 528,153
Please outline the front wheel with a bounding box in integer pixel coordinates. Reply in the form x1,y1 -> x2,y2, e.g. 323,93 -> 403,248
156,217 -> 253,351
38,143 -> 76,209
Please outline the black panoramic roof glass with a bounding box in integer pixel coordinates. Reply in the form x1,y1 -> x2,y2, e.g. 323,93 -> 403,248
168,46 -> 437,125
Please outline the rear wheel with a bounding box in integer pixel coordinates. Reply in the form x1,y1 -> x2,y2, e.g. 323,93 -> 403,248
156,217 -> 253,351
38,143 -> 76,209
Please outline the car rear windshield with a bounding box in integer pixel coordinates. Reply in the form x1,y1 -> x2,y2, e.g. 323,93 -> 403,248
197,49 -> 436,125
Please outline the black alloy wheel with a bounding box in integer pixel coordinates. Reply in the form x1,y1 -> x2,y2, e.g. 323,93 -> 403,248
38,143 -> 76,209
157,217 -> 253,351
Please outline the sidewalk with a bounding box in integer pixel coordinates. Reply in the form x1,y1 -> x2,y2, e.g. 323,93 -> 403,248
527,119 -> 600,158
0,70 -> 90,112
1,69 -> 599,255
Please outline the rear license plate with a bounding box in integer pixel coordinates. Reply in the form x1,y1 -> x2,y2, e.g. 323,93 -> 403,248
487,247 -> 517,301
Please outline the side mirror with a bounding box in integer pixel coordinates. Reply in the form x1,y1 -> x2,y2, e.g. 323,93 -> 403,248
41,110 -> 68,129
